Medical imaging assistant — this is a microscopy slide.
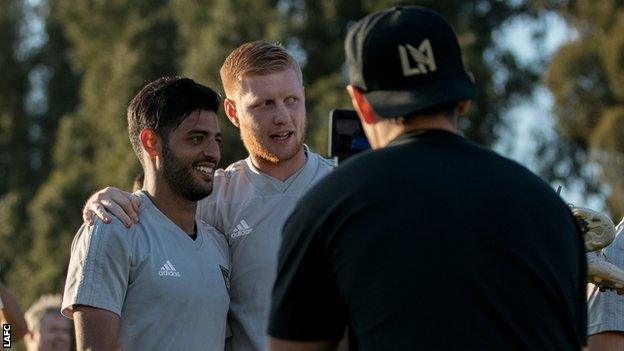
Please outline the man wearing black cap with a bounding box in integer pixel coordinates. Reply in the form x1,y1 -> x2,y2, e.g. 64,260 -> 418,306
268,6 -> 587,351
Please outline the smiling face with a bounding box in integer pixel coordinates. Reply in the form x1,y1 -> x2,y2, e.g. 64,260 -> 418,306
160,109 -> 221,201
228,68 -> 306,164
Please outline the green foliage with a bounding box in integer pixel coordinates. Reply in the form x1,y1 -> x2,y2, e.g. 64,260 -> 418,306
544,0 -> 624,217
285,0 -> 542,155
0,0 -> 574,310
0,0 -> 31,194
175,0 -> 281,166
0,192 -> 29,275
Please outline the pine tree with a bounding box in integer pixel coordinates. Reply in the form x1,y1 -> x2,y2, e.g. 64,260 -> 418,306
15,0 -> 181,305
283,0 -> 541,154
0,0 -> 35,290
174,0 -> 281,166
7,0 -> 559,307
0,0 -> 31,195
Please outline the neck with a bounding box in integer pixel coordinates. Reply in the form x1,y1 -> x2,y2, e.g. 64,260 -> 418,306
377,114 -> 457,148
142,173 -> 197,235
249,147 -> 307,181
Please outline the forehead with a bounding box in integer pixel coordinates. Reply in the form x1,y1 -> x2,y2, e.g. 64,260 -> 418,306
175,109 -> 220,133
238,69 -> 303,100
40,312 -> 69,329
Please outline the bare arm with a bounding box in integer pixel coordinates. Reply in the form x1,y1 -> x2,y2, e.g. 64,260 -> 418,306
588,332 -> 624,351
73,305 -> 120,351
82,187 -> 141,228
0,281 -> 27,341
268,337 -> 338,351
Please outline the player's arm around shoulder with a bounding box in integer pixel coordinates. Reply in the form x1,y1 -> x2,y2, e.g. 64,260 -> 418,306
62,218 -> 135,351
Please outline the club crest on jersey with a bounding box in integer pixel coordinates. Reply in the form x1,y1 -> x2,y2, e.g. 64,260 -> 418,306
220,265 -> 231,293
398,39 -> 437,76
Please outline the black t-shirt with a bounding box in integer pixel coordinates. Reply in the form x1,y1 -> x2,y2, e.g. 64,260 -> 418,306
269,130 -> 587,351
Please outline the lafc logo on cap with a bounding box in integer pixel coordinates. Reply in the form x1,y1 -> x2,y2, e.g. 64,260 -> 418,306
398,39 -> 437,76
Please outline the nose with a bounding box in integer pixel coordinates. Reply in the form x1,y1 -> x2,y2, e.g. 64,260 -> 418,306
273,102 -> 290,125
202,138 -> 220,165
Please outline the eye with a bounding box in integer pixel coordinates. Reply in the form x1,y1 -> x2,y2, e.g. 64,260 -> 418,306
215,136 -> 223,144
285,96 -> 299,105
190,135 -> 204,144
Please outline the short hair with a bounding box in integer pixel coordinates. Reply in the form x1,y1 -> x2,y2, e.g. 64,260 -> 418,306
406,100 -> 461,120
25,294 -> 62,333
220,41 -> 302,98
127,77 -> 220,162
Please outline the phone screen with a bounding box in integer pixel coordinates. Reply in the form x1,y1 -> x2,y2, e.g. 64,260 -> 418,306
328,109 -> 370,163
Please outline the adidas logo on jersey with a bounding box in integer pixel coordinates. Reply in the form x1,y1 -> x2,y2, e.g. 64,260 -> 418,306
231,219 -> 253,238
158,260 -> 181,277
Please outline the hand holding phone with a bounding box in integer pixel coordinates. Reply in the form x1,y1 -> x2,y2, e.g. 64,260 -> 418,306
328,109 -> 370,164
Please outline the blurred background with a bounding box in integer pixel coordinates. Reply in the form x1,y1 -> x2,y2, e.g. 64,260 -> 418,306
0,0 -> 622,333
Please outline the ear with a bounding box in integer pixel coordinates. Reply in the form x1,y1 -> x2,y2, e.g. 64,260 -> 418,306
24,330 -> 35,344
456,100 -> 471,116
223,98 -> 240,128
346,85 -> 377,125
139,129 -> 161,158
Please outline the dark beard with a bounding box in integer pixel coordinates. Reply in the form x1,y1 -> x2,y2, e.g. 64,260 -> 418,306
161,140 -> 213,201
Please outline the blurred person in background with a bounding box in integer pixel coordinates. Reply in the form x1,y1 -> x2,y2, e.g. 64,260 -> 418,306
588,219 -> 624,350
24,294 -> 70,351
0,280 -> 28,342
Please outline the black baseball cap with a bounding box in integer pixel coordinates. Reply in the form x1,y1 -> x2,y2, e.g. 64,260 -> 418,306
345,6 -> 476,118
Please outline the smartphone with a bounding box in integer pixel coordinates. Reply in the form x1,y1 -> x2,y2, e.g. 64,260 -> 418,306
328,109 -> 370,164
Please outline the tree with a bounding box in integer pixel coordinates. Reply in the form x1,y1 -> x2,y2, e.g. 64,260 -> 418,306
0,0 -> 31,196
543,0 -> 624,217
5,0 -> 561,308
283,0 -> 542,154
13,0 -> 181,305
0,0 -> 35,289
174,0 -> 281,166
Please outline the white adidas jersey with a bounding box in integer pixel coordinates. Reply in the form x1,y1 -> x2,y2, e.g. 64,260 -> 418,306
63,191 -> 230,350
198,148 -> 334,351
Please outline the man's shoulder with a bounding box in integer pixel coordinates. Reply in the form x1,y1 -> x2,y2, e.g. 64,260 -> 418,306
83,217 -> 134,239
203,159 -> 254,205
197,219 -> 229,255
197,218 -> 223,236
308,150 -> 335,170
604,223 -> 624,259
215,159 -> 248,180
72,216 -> 147,256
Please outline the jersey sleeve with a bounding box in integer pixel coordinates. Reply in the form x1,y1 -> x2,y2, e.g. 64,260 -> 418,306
588,226 -> 624,335
268,205 -> 347,341
197,193 -> 224,233
62,220 -> 132,318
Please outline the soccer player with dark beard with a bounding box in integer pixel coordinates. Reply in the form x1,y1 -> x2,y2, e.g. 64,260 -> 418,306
62,77 -> 230,351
